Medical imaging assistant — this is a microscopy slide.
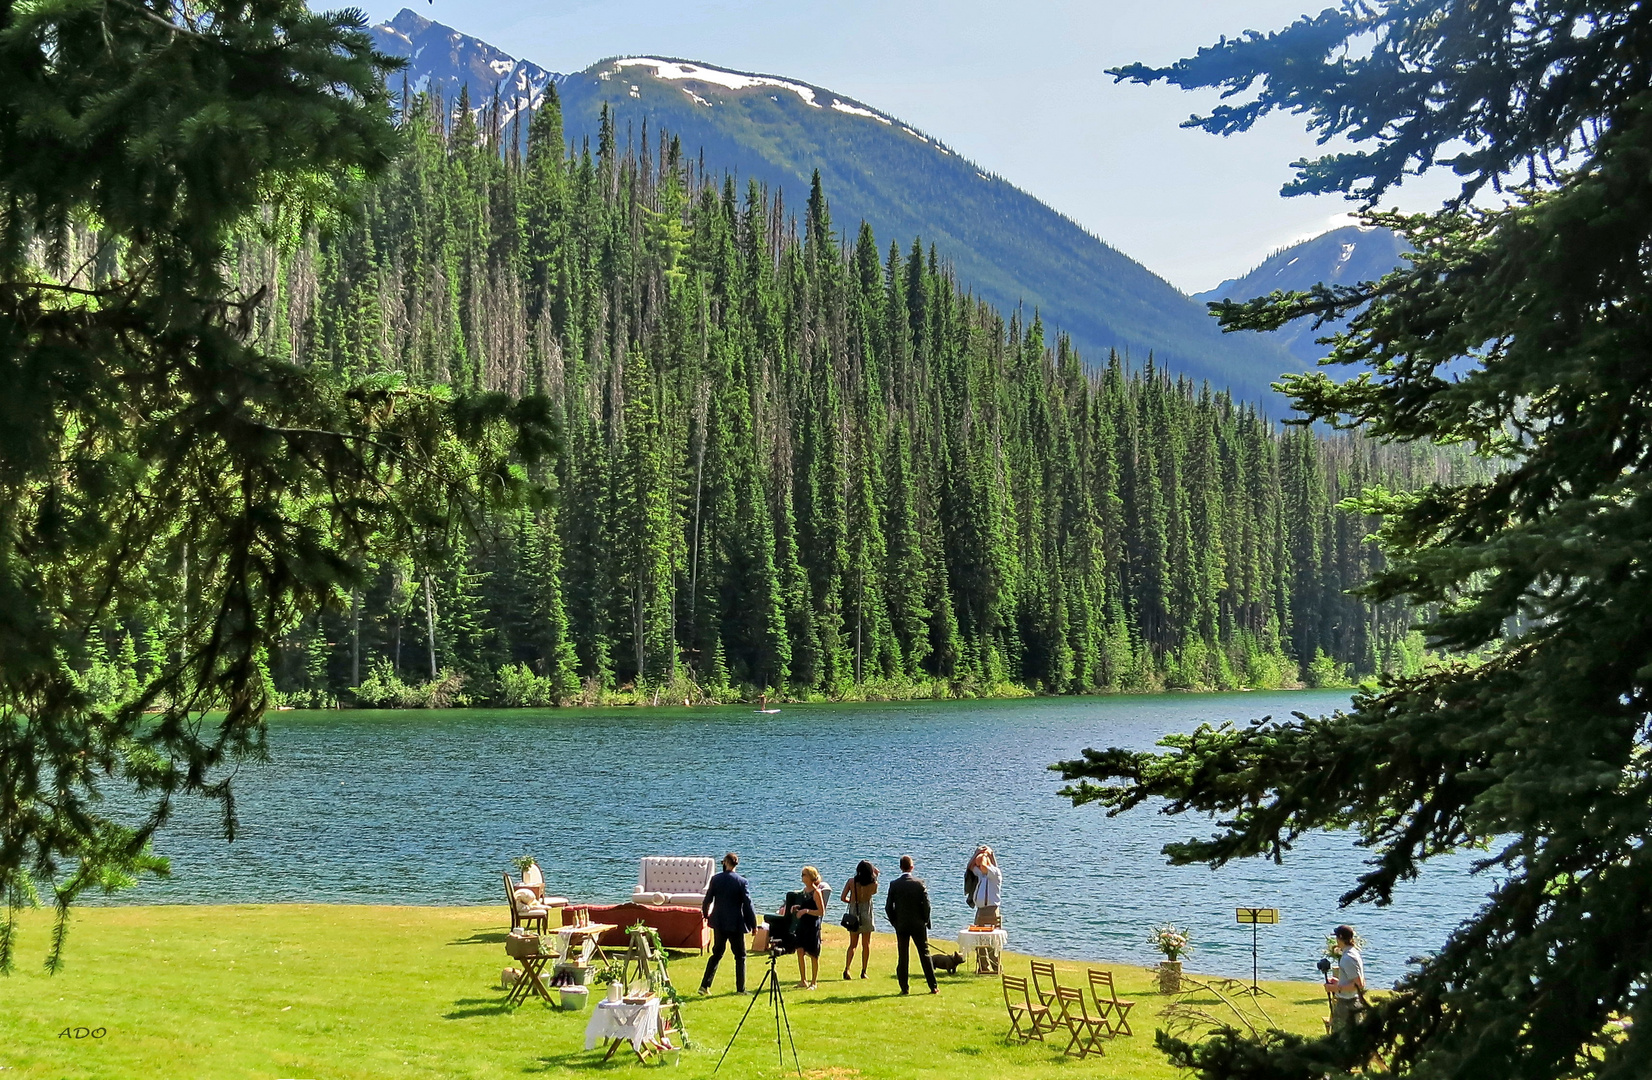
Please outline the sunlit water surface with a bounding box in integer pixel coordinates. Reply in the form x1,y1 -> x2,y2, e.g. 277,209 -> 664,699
108,691 -> 1490,986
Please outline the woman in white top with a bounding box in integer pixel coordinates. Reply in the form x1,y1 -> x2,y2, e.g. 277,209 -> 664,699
970,847 -> 1002,927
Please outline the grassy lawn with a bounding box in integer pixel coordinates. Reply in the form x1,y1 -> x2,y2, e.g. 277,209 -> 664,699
0,905 -> 1333,1079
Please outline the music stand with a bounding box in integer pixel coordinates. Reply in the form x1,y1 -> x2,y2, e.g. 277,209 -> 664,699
1234,907 -> 1279,996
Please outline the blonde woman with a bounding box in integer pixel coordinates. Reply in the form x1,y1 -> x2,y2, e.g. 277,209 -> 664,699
787,865 -> 828,988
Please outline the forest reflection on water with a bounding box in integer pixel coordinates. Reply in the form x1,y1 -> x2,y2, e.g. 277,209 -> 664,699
117,690 -> 1487,986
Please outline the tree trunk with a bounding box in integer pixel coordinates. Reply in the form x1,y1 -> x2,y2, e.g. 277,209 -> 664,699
688,406 -> 705,641
180,540 -> 189,664
350,589 -> 361,687
424,572 -> 438,680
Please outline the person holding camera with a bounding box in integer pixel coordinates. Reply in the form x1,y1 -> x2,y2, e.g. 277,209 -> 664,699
885,855 -> 938,995
968,846 -> 1002,927
1325,924 -> 1366,1030
788,865 -> 828,989
840,860 -> 879,980
699,852 -> 757,994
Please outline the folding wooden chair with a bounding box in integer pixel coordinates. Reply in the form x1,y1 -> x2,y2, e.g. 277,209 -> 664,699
1053,985 -> 1109,1058
504,872 -> 548,934
1087,968 -> 1136,1037
1030,958 -> 1062,1010
1001,973 -> 1053,1043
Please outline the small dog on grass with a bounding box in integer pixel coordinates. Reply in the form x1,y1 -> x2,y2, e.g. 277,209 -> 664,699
929,951 -> 965,975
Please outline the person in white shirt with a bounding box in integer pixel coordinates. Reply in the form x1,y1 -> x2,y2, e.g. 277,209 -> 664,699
969,847 -> 1002,927
1326,924 -> 1366,1031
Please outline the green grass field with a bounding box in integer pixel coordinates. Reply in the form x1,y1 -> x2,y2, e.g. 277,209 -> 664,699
0,905 -> 1334,1078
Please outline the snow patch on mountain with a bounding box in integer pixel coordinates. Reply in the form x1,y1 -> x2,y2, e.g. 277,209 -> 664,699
831,100 -> 890,123
612,58 -> 821,107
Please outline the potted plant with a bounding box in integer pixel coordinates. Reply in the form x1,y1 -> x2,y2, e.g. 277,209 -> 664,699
1149,924 -> 1191,993
591,959 -> 628,1003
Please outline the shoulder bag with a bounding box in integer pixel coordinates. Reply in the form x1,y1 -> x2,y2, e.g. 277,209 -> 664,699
840,882 -> 862,933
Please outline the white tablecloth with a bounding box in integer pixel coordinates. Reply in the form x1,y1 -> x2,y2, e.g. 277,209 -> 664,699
958,929 -> 1008,953
553,924 -> 614,965
584,998 -> 661,1053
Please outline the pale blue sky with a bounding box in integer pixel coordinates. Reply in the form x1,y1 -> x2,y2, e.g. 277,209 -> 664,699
356,1 -> 1455,292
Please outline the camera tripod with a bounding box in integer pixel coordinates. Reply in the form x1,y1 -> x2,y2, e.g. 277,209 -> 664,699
714,948 -> 801,1077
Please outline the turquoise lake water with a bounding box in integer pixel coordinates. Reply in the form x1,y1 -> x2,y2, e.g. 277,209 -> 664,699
117,690 -> 1487,987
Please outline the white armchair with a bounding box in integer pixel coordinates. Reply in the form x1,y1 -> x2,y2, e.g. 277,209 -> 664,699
633,856 -> 717,906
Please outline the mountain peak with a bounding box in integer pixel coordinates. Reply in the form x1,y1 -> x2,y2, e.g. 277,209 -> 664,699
384,7 -> 433,39
371,8 -> 556,124
1191,225 -> 1410,369
371,11 -> 1300,404
1194,225 -> 1408,305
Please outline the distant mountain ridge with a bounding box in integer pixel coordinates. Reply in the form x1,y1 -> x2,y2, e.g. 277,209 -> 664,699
371,9 -> 1302,406
1193,225 -> 1411,370
372,9 -> 554,126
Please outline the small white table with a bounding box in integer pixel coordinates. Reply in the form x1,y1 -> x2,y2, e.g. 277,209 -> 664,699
585,996 -> 667,1062
958,928 -> 1008,974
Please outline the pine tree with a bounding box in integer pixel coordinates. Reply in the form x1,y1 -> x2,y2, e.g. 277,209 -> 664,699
1063,5 -> 1652,1077
617,351 -> 679,687
0,0 -> 554,965
241,75 -> 1471,719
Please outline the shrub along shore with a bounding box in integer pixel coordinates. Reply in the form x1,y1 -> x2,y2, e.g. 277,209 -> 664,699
0,904 -> 1335,1079
287,668 -> 1360,711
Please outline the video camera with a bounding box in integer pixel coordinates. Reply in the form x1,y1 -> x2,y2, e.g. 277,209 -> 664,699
1317,957 -> 1333,976
762,890 -> 810,955
762,912 -> 795,955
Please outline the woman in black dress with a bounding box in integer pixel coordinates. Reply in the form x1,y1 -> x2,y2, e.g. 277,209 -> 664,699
788,865 -> 828,988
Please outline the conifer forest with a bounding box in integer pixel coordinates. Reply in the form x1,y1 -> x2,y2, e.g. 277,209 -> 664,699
94,87 -> 1476,708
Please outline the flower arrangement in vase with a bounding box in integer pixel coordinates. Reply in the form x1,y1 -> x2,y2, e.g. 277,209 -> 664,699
1149,924 -> 1191,993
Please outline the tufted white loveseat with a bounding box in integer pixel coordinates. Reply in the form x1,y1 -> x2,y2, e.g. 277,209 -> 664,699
632,856 -> 717,906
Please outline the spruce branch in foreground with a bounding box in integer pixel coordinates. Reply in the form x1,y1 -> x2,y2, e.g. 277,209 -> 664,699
0,0 -> 555,971
1059,3 -> 1652,1078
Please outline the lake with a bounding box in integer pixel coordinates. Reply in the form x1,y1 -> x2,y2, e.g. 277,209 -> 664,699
115,690 -> 1487,987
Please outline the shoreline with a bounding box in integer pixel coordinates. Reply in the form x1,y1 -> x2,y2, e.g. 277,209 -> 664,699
49,901 -> 1328,990
270,683 -> 1355,717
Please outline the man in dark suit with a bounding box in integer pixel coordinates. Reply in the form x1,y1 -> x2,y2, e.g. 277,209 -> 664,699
700,851 -> 757,993
884,854 -> 937,994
